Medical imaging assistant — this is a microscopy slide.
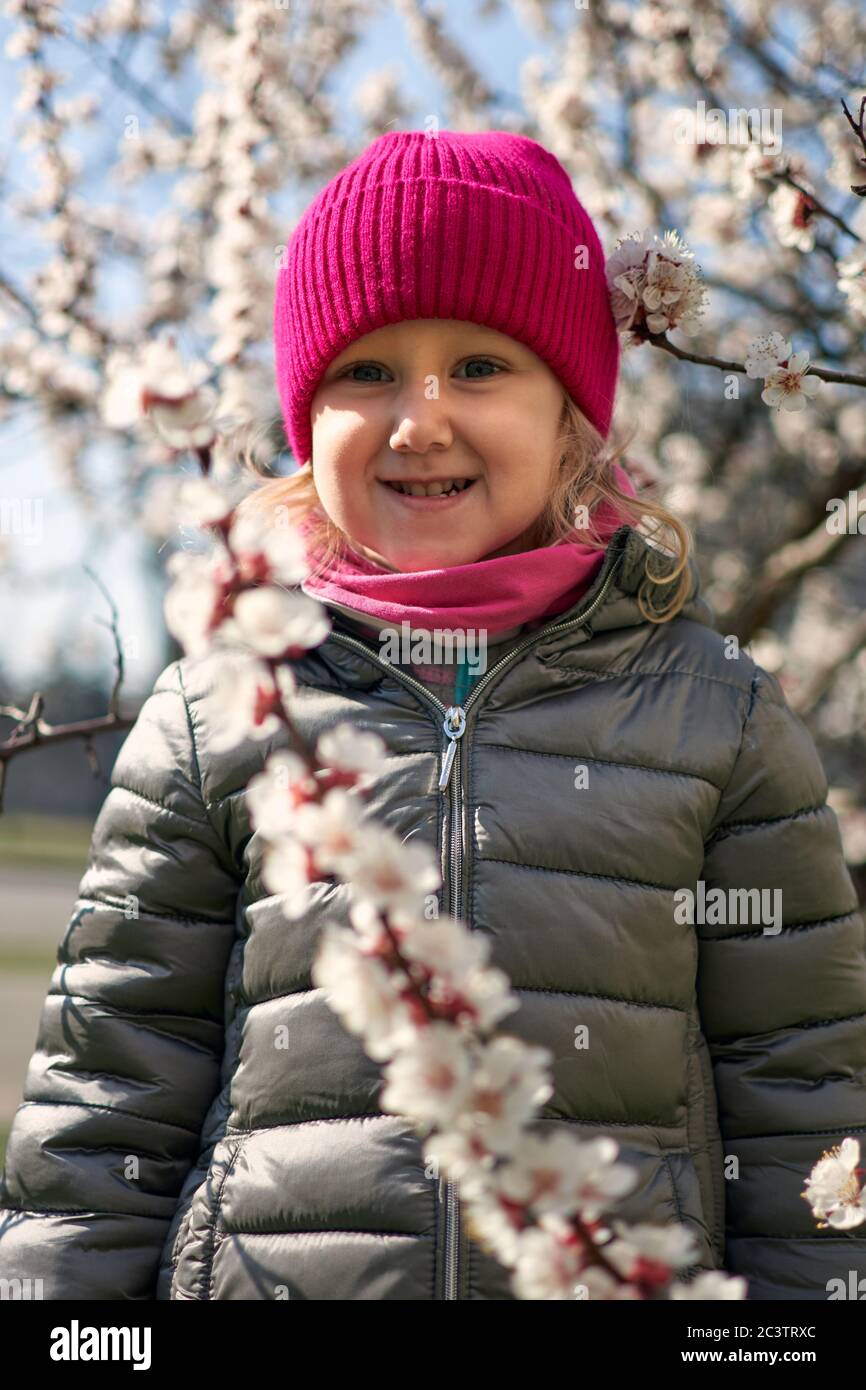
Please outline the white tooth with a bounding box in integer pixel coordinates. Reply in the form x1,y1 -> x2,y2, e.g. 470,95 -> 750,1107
390,479 -> 472,496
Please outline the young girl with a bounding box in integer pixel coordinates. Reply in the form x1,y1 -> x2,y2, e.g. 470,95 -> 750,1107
2,130 -> 864,1302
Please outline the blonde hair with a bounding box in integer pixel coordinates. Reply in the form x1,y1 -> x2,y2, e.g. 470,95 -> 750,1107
235,393 -> 694,624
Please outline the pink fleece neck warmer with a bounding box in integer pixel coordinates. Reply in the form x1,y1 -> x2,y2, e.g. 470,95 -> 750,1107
301,465 -> 637,637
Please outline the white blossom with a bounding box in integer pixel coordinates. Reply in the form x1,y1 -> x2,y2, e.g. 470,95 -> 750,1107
208,656 -> 295,754
768,181 -> 817,253
493,1131 -> 638,1220
606,228 -> 707,340
5,26 -> 42,58
245,748 -> 312,838
225,586 -> 331,658
344,897 -> 399,952
744,331 -> 792,379
400,916 -> 518,1031
175,474 -> 238,529
460,1188 -> 525,1265
229,510 -> 310,586
730,143 -> 791,201
261,835 -> 316,920
744,334 -> 822,413
316,722 -> 389,780
163,550 -> 227,658
801,1136 -> 866,1229
312,923 -> 415,1060
670,1270 -> 749,1300
422,1129 -> 495,1193
761,350 -> 821,412
454,1035 -> 554,1155
292,787 -> 367,875
150,385 -> 219,450
380,1022 -> 476,1123
831,797 -> 866,867
511,1224 -> 587,1300
576,1263 -> 644,1300
606,1219 -> 700,1272
342,823 -> 441,915
100,336 -> 212,436
398,913 -> 488,980
837,250 -> 866,319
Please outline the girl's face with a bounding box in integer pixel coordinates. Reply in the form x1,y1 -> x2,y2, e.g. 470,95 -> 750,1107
308,319 -> 566,571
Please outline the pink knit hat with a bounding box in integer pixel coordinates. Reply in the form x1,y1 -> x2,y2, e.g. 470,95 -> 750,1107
273,129 -> 620,466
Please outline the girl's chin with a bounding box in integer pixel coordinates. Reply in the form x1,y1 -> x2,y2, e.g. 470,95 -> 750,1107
359,539 -> 489,571
349,521 -> 532,571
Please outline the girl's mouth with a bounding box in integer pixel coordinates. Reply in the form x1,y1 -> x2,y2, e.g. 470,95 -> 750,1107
378,477 -> 479,510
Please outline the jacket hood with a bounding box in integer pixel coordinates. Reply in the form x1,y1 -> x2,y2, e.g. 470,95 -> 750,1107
567,524 -> 715,639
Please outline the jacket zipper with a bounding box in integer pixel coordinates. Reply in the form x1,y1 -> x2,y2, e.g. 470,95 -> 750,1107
320,550 -> 626,1299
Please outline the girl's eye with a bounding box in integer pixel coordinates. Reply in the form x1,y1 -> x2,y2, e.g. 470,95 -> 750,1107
339,357 -> 503,383
340,362 -> 388,383
456,357 -> 503,378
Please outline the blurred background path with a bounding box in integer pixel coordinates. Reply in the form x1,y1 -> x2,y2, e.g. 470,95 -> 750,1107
0,817 -> 92,1168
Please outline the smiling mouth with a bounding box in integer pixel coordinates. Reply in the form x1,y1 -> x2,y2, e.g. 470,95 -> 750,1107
380,478 -> 478,499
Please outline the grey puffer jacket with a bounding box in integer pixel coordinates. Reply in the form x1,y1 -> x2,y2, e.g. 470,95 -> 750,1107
2,524 -> 865,1301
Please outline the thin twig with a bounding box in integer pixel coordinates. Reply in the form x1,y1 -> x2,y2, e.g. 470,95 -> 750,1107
644,331 -> 866,388
60,28 -> 194,135
841,96 -> 866,195
0,568 -> 135,811
83,564 -> 125,718
773,171 -> 862,243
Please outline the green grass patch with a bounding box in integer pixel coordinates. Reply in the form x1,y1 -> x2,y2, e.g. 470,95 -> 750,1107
0,947 -> 58,975
0,814 -> 94,870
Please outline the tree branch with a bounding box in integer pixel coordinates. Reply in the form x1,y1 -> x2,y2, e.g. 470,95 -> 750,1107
719,480 -> 866,644
643,330 -> 866,388
0,568 -> 135,812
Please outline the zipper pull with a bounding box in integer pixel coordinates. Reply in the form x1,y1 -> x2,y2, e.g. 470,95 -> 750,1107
438,705 -> 466,791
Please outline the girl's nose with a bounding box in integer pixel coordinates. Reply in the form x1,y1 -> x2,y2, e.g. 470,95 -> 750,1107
390,399 -> 454,455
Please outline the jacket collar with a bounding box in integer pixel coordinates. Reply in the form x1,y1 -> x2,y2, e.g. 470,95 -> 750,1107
543,524 -> 715,640
292,526 -> 715,692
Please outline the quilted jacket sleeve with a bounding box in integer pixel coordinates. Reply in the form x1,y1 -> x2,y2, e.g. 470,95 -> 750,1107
697,662 -> 866,1300
0,659 -> 240,1299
